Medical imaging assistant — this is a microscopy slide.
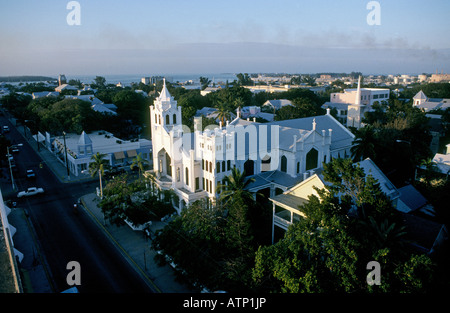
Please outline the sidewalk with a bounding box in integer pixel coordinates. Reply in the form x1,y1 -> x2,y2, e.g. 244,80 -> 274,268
6,114 -> 196,293
80,193 -> 196,293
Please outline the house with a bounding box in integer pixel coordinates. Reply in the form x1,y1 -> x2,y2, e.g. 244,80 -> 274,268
240,106 -> 274,122
396,184 -> 436,217
401,214 -> 448,255
432,149 -> 450,176
195,107 -> 237,123
91,103 -> 117,115
200,87 -> 221,96
55,84 -> 78,93
262,99 -> 293,111
269,158 -> 400,243
32,91 -> 60,99
323,76 -> 389,129
52,130 -> 151,177
149,79 -> 355,213
412,90 -> 450,112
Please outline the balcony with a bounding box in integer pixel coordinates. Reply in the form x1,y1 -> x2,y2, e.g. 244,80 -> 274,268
273,210 -> 292,230
273,209 -> 303,231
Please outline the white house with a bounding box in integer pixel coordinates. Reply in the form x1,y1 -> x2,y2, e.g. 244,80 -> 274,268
149,79 -> 355,213
412,90 -> 450,112
323,76 -> 390,128
52,130 -> 151,177
262,99 -> 293,111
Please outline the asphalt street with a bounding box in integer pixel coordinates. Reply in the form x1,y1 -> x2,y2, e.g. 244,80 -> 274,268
1,115 -> 154,293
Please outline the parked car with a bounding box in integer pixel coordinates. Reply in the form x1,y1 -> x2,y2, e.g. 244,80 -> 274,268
26,169 -> 36,179
3,125 -> 10,133
17,187 -> 44,198
10,145 -> 20,153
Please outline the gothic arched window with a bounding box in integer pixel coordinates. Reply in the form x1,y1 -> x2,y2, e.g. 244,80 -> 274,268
280,155 -> 287,173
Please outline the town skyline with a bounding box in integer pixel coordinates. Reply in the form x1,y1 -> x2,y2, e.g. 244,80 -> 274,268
1,0 -> 449,76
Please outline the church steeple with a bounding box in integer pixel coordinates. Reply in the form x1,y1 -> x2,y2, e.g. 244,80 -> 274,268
159,78 -> 172,102
151,78 -> 181,131
355,75 -> 361,105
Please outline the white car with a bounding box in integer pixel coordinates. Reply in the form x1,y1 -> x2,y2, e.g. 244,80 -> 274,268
17,187 -> 44,198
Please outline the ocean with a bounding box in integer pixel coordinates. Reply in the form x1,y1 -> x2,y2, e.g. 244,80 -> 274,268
69,73 -> 238,87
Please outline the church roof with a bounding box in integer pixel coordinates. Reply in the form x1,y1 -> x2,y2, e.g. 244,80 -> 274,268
267,114 -> 355,151
78,131 -> 92,145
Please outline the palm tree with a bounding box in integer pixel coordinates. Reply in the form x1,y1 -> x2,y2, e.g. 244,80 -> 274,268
89,152 -> 109,198
144,170 -> 158,196
350,125 -> 377,162
218,167 -> 255,206
216,103 -> 231,125
130,152 -> 149,180
363,216 -> 408,250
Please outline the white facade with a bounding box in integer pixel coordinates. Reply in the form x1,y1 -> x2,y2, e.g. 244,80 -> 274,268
150,80 -> 355,213
52,130 -> 152,177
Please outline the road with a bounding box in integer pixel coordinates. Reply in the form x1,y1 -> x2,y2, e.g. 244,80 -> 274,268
1,115 -> 153,293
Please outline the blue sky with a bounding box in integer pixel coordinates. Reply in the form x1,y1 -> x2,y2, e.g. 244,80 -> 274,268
1,0 -> 449,76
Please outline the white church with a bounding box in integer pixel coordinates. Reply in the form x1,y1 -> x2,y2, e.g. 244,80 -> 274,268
150,80 -> 355,212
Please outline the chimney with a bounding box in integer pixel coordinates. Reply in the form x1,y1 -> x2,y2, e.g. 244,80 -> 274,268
303,172 -> 309,180
326,108 -> 331,115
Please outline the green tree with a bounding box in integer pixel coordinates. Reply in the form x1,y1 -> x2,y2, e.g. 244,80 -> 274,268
89,152 -> 109,198
130,152 -> 149,179
218,167 -> 255,206
351,125 -> 378,161
252,158 -> 436,293
199,76 -> 211,90
236,73 -> 252,86
93,76 -> 106,88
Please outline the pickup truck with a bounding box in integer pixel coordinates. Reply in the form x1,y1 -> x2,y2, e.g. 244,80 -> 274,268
17,187 -> 44,198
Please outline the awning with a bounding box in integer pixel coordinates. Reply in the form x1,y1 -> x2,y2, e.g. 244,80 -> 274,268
127,149 -> 137,157
114,151 -> 125,159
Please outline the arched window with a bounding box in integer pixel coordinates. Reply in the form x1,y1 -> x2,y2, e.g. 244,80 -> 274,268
244,159 -> 254,176
173,114 -> 177,124
185,167 -> 189,186
216,162 -> 221,173
261,155 -> 271,172
280,155 -> 287,173
165,153 -> 172,177
306,148 -> 319,171
166,115 -> 170,125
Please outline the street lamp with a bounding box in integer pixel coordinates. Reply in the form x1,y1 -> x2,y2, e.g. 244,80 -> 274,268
62,131 -> 70,179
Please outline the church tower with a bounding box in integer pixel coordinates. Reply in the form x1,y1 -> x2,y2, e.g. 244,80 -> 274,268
151,78 -> 181,131
150,78 -> 183,180
346,76 -> 365,129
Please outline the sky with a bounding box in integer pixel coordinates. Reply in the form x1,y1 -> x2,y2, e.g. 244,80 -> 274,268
0,0 -> 449,77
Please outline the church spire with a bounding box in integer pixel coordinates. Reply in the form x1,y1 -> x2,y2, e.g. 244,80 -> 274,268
355,75 -> 361,105
159,78 -> 172,101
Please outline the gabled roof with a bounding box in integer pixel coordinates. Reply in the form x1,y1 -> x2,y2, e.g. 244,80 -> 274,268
397,184 -> 428,213
246,170 -> 303,192
356,158 -> 400,200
